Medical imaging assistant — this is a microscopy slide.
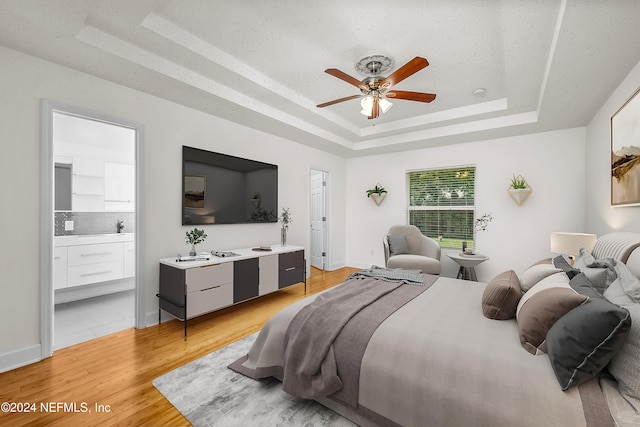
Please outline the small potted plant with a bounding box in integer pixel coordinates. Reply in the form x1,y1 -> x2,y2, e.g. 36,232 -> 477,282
185,228 -> 207,256
279,207 -> 292,246
366,184 -> 387,206
475,213 -> 494,233
508,174 -> 532,206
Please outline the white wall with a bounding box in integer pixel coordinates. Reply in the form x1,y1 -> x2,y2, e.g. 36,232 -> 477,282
3,40 -> 634,372
346,128 -> 587,282
0,46 -> 347,369
586,59 -> 640,234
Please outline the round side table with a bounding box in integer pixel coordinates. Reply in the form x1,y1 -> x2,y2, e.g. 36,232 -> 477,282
447,253 -> 489,281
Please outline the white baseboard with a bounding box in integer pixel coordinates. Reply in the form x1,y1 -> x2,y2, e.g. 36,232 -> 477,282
0,344 -> 43,374
142,309 -> 178,328
346,261 -> 373,270
327,261 -> 347,271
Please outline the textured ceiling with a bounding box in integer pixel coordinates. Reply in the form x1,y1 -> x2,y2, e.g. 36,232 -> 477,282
1,0 -> 640,156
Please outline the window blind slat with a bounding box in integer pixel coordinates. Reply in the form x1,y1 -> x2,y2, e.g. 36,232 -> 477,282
407,166 -> 476,248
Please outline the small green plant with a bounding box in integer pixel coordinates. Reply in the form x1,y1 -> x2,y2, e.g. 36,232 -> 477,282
279,207 -> 292,228
475,213 -> 494,233
185,228 -> 207,246
510,174 -> 529,190
366,184 -> 387,197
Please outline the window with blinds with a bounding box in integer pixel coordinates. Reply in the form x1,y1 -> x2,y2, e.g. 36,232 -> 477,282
407,166 -> 476,249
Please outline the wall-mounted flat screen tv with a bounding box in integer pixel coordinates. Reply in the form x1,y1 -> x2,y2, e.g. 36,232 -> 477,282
182,146 -> 278,225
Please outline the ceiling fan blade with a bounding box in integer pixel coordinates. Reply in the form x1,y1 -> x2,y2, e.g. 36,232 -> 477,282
386,90 -> 436,103
325,68 -> 369,91
316,94 -> 362,108
380,57 -> 429,87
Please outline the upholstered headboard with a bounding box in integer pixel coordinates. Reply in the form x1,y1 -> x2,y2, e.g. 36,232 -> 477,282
592,232 -> 640,264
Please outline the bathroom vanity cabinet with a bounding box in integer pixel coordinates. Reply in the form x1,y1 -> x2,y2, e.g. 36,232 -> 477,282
54,233 -> 135,303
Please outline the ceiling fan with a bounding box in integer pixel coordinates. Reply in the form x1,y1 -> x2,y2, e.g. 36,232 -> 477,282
316,55 -> 436,119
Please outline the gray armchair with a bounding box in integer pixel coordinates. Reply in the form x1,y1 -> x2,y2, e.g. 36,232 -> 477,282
383,225 -> 441,275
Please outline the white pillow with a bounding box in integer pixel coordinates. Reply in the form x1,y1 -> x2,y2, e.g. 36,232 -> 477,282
516,273 -> 571,320
519,263 -> 563,292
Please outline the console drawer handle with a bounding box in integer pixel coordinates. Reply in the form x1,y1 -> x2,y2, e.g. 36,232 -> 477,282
285,267 -> 296,271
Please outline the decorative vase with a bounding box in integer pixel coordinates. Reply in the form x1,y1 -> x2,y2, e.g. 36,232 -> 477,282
281,227 -> 287,246
508,187 -> 533,206
370,192 -> 386,206
189,244 -> 196,256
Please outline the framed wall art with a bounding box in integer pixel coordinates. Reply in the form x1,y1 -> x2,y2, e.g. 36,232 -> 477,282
611,87 -> 640,206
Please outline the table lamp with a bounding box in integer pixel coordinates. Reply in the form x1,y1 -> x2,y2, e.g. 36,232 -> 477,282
550,232 -> 597,265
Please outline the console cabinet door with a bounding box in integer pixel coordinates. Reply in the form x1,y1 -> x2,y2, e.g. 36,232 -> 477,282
159,264 -> 186,320
234,258 -> 259,302
259,254 -> 278,295
279,250 -> 304,289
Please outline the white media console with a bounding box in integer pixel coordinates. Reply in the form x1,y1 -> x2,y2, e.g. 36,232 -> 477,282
158,245 -> 305,338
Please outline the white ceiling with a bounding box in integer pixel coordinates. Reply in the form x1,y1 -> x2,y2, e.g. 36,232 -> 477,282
2,0 -> 640,157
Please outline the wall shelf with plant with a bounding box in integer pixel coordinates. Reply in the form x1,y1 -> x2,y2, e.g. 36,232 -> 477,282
508,174 -> 532,206
366,184 -> 387,206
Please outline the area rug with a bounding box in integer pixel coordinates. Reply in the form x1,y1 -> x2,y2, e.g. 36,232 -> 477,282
152,333 -> 355,427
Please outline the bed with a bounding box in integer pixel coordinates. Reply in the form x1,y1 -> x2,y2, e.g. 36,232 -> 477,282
230,232 -> 640,427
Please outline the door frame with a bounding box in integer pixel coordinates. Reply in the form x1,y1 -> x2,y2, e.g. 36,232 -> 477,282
41,100 -> 144,358
309,169 -> 329,271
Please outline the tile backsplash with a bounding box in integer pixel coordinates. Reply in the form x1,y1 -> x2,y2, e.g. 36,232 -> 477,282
54,212 -> 136,236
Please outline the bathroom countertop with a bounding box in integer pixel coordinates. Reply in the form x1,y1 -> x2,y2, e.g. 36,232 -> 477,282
55,233 -> 135,247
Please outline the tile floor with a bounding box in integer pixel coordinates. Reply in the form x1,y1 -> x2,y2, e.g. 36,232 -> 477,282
54,290 -> 135,350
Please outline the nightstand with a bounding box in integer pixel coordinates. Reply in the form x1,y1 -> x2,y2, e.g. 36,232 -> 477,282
447,252 -> 489,281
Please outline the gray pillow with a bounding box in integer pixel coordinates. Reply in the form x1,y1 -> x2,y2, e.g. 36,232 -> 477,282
604,277 -> 633,305
604,269 -> 640,412
614,262 -> 640,302
573,247 -> 616,294
552,255 -> 580,279
546,273 -> 631,390
387,235 -> 409,256
608,303 -> 640,413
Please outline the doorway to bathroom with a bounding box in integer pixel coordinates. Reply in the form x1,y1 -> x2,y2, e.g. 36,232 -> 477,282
43,102 -> 141,353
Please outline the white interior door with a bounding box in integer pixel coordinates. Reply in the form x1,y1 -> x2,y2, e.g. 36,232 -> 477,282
310,170 -> 326,270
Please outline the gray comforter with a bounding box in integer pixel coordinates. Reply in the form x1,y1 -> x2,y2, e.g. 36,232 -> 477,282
282,274 -> 434,400
230,276 -> 612,427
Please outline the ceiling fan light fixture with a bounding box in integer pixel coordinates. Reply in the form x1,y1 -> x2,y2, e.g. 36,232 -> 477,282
379,97 -> 393,113
360,95 -> 374,116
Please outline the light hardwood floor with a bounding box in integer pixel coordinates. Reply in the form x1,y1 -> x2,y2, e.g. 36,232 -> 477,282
0,266 -> 359,427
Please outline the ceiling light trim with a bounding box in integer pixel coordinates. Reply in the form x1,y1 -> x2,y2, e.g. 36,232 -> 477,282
358,98 -> 509,137
353,111 -> 539,151
75,24 -> 355,150
537,0 -> 567,113
141,12 -> 362,135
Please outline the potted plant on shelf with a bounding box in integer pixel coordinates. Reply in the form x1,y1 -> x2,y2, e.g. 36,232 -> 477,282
185,228 -> 207,256
508,174 -> 532,206
279,207 -> 292,246
366,184 -> 387,206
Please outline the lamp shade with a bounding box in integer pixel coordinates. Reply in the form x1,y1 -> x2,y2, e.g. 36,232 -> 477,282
550,232 -> 597,257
